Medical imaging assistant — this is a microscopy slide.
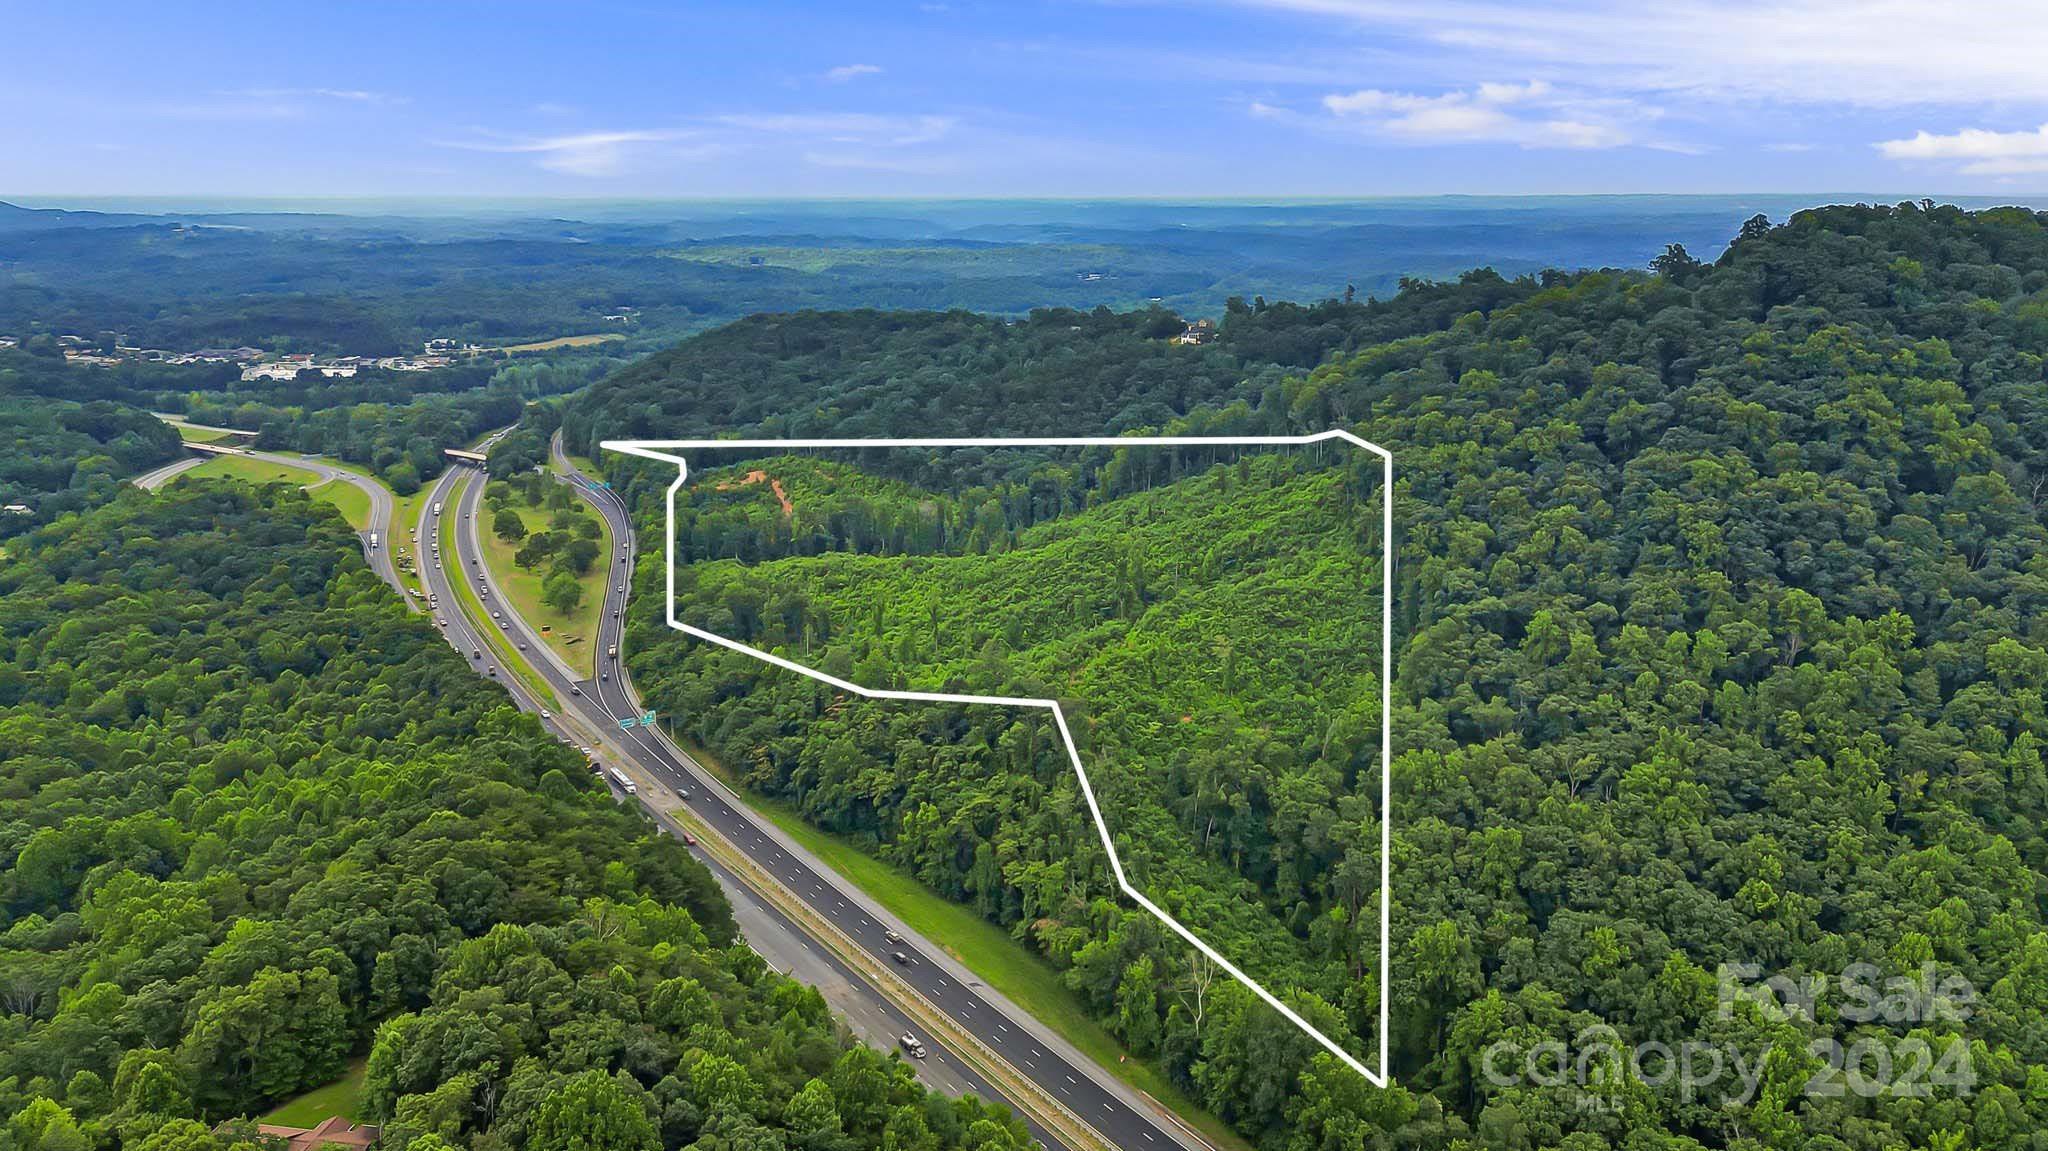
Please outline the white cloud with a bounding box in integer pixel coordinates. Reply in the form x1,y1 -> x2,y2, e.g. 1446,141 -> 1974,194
221,87 -> 405,105
437,129 -> 700,176
1318,79 -> 1636,148
717,112 -> 956,146
1876,124 -> 2048,174
1234,1 -> 2048,108
437,111 -> 960,179
824,63 -> 884,82
155,87 -> 405,121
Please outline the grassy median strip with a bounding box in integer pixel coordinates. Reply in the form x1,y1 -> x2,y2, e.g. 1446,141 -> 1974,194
665,736 -> 1248,1151
439,482 -> 560,710
476,480 -> 610,678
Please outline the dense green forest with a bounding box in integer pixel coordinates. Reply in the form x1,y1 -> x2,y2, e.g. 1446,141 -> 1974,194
573,203 -> 2048,1150
559,280 -> 1535,490
0,483 -> 1038,1151
0,348 -> 185,533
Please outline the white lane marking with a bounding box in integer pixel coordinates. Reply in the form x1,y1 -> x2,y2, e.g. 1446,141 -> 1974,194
1065,1075 -> 1077,1085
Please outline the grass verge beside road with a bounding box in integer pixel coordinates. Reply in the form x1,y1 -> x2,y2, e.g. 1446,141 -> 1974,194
670,737 -> 1249,1151
439,487 -> 560,710
306,477 -> 372,530
173,455 -> 377,531
177,454 -> 319,488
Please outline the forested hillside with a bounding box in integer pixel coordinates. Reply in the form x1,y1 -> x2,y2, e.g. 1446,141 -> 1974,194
560,278 -> 1535,485
0,484 -> 1038,1151
576,202 -> 2048,1151
0,349 -> 184,534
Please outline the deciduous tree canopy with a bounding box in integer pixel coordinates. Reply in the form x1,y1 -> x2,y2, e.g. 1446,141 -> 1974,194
575,202 -> 2048,1151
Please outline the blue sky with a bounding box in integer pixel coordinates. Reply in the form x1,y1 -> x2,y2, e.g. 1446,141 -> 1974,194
8,1 -> 2048,197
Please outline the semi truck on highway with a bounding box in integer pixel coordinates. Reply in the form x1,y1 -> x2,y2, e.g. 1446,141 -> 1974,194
368,533 -> 378,549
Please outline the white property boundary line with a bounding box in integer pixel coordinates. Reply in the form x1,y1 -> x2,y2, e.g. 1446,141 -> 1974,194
600,431 -> 1393,1086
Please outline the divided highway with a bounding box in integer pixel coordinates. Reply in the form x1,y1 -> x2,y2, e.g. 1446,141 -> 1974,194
536,439 -> 1206,1151
138,427 -> 1211,1151
419,461 -> 1070,1147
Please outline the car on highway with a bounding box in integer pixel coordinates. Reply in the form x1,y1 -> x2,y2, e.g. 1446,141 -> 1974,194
486,666 -> 496,676
540,710 -> 551,719
891,951 -> 910,966
470,648 -> 480,659
884,930 -> 904,944
677,787 -> 692,800
436,617 -> 448,627
898,1033 -> 926,1059
681,831 -> 697,847
600,670 -> 608,680
616,584 -> 624,592
570,685 -> 582,695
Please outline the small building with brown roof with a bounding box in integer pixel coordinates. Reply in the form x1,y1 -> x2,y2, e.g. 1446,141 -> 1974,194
250,1117 -> 380,1151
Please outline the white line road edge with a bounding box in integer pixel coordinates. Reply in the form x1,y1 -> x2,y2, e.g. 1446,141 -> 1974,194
600,430 -> 1393,1086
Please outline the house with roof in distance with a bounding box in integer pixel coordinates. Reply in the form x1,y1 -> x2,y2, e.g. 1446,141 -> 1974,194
228,1116 -> 380,1151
